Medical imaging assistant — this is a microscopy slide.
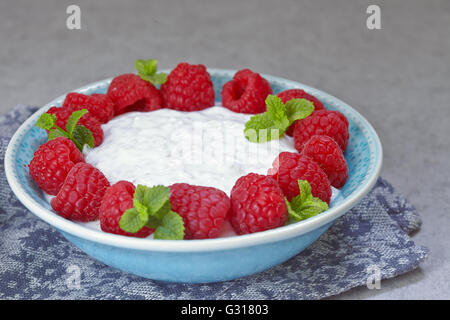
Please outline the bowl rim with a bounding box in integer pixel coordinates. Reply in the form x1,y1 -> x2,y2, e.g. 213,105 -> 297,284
4,69 -> 382,252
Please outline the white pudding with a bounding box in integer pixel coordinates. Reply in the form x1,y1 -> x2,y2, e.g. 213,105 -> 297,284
84,106 -> 297,194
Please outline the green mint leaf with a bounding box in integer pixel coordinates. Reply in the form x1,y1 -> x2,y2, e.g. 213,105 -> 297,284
133,198 -> 149,220
47,127 -> 69,140
119,208 -> 149,234
297,179 -> 312,204
145,216 -> 161,229
285,98 -> 315,123
296,199 -> 329,220
244,113 -> 283,143
145,185 -> 170,214
132,185 -> 152,224
135,59 -> 158,75
120,184 -> 185,238
265,95 -> 290,132
143,201 -> 173,229
38,109 -> 94,152
135,185 -> 170,216
132,185 -> 172,231
134,184 -> 148,205
285,198 -> 302,221
135,59 -> 167,85
244,94 -> 304,143
36,113 -> 57,130
152,199 -> 172,221
286,180 -> 329,222
66,109 -> 88,136
72,125 -> 95,151
153,211 -> 185,240
146,73 -> 168,85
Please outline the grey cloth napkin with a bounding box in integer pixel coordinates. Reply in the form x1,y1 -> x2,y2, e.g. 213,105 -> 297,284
0,105 -> 428,300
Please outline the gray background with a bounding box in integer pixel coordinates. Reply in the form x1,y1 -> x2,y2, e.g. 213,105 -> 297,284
1,0 -> 449,299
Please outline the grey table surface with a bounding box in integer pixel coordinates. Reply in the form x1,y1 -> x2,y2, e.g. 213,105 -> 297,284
1,0 -> 449,300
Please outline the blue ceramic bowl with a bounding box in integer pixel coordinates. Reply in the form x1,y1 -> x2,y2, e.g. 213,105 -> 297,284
4,69 -> 382,283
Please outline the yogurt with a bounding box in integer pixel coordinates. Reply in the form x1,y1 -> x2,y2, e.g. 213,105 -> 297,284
84,106 -> 297,194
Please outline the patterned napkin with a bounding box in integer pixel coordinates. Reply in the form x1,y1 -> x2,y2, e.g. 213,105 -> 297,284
0,105 -> 428,300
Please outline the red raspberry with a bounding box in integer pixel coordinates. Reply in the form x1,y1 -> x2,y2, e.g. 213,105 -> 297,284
277,89 -> 325,136
230,173 -> 287,235
161,63 -> 215,111
233,69 -> 270,86
99,181 -> 154,238
169,183 -> 230,239
268,152 -> 331,203
29,137 -> 84,196
277,89 -> 324,110
107,74 -> 163,115
221,69 -> 272,114
301,135 -> 348,189
51,163 -> 110,221
293,109 -> 349,152
47,106 -> 104,147
62,92 -> 114,124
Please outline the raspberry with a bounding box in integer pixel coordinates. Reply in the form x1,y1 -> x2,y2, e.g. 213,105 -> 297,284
233,69 -> 270,86
107,74 -> 163,115
62,92 -> 114,124
230,173 -> 287,235
293,109 -> 349,152
169,183 -> 230,239
221,69 -> 272,114
51,163 -> 110,221
47,106 -> 104,147
277,89 -> 325,136
301,135 -> 348,188
99,181 -> 154,237
277,89 -> 324,110
29,137 -> 84,196
268,152 -> 331,203
161,63 -> 215,111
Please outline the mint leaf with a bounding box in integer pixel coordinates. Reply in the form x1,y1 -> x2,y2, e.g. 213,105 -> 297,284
285,198 -> 302,221
243,95 -> 318,143
153,200 -> 172,221
135,185 -> 170,216
145,216 -> 162,229
133,185 -> 170,221
36,108 -> 95,152
154,210 -> 185,240
296,200 -> 329,219
119,208 -> 149,233
244,94 -> 315,143
135,59 -> 158,76
285,98 -> 315,123
72,125 -> 95,150
244,113 -> 283,143
145,185 -> 170,214
133,184 -> 148,205
286,180 -> 329,223
146,73 -> 168,85
135,59 -> 168,85
66,109 -> 88,136
119,184 -> 185,239
266,95 -> 290,132
144,202 -> 174,229
47,127 -> 69,140
36,113 -> 57,130
297,179 -> 311,204
133,198 -> 149,219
